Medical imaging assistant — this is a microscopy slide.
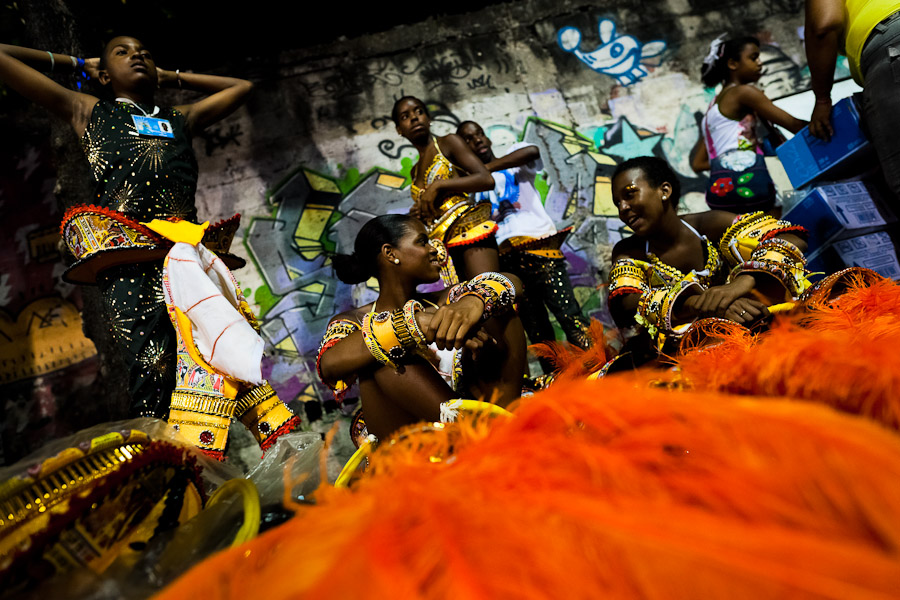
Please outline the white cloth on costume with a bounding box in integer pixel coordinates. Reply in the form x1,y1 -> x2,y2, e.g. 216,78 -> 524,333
163,242 -> 264,385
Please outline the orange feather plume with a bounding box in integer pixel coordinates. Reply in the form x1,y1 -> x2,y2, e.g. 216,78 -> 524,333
157,377 -> 900,599
529,319 -> 618,378
668,276 -> 900,430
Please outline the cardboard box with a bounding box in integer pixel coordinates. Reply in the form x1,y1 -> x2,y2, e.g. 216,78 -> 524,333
783,179 -> 895,255
776,97 -> 872,189
807,230 -> 900,281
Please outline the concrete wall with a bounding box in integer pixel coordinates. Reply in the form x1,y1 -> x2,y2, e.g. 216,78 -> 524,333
188,0 -> 821,411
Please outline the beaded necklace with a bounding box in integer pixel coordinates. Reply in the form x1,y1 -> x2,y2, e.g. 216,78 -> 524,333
645,221 -> 723,286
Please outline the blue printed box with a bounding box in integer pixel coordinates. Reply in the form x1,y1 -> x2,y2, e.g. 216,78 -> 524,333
776,97 -> 871,189
783,179 -> 895,258
807,230 -> 900,281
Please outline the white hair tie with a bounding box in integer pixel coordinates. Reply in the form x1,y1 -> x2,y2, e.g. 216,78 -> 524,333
702,34 -> 728,68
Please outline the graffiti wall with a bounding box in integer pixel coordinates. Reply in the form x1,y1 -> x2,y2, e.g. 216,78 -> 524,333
181,0 -> 815,413
1,0 -> 822,443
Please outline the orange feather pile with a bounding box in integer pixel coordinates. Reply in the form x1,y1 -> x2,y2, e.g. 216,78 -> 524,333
670,276 -> 900,429
158,376 -> 900,599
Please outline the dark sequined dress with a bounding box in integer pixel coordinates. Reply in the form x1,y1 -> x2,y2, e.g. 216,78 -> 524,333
80,99 -> 199,417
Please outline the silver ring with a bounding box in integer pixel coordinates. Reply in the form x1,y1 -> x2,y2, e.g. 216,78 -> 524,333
739,310 -> 747,317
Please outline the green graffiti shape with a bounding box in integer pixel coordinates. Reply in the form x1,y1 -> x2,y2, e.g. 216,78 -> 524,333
336,166 -> 362,195
535,172 -> 550,204
253,284 -> 280,318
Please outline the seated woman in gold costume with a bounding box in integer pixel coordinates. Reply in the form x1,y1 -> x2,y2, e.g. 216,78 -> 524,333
392,96 -> 499,280
317,214 -> 527,441
607,156 -> 809,367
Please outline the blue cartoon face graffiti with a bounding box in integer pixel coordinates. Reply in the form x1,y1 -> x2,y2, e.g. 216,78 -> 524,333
557,18 -> 666,86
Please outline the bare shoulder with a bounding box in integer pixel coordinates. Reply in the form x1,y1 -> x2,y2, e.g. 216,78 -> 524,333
437,132 -> 465,154
611,235 -> 645,262
329,304 -> 372,327
439,132 -> 464,145
688,210 -> 737,240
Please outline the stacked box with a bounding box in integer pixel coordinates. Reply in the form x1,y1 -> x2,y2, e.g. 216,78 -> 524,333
807,230 -> 900,280
783,179 -> 895,256
776,97 -> 872,189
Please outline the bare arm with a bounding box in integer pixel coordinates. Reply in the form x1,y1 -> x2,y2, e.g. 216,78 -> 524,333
168,70 -> 253,133
415,133 -> 495,220
690,135 -> 710,173
0,43 -> 97,136
317,328 -> 371,389
805,0 -> 845,140
485,145 -> 540,172
734,85 -> 808,134
436,133 -> 495,194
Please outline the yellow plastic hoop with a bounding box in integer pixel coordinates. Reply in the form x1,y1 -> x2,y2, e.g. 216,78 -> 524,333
334,442 -> 373,489
206,478 -> 261,547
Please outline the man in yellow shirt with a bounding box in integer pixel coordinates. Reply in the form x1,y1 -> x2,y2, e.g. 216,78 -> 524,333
806,0 -> 900,200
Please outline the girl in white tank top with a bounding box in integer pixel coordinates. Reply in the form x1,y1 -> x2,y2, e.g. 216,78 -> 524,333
698,35 -> 807,213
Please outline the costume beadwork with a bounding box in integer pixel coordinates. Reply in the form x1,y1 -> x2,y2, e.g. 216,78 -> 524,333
159,223 -> 298,459
410,137 -> 498,248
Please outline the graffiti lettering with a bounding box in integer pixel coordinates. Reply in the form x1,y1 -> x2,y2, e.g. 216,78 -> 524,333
467,74 -> 496,90
371,115 -> 394,130
377,139 -> 414,160
303,61 -> 407,98
300,53 -> 508,98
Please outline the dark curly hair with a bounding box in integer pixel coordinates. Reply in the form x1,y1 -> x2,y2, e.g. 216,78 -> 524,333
612,156 -> 682,209
700,36 -> 760,88
331,214 -> 418,284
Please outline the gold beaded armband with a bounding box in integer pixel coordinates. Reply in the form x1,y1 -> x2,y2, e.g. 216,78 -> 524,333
609,258 -> 651,299
361,300 -> 430,369
317,318 -> 360,401
362,310 -> 399,369
719,211 -> 808,266
636,279 -> 704,348
403,299 -> 427,346
447,272 -> 516,321
728,237 -> 811,300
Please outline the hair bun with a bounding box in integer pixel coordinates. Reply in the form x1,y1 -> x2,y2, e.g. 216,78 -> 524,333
332,252 -> 370,285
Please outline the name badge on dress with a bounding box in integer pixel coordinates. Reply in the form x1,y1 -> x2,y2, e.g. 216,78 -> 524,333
131,115 -> 175,138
